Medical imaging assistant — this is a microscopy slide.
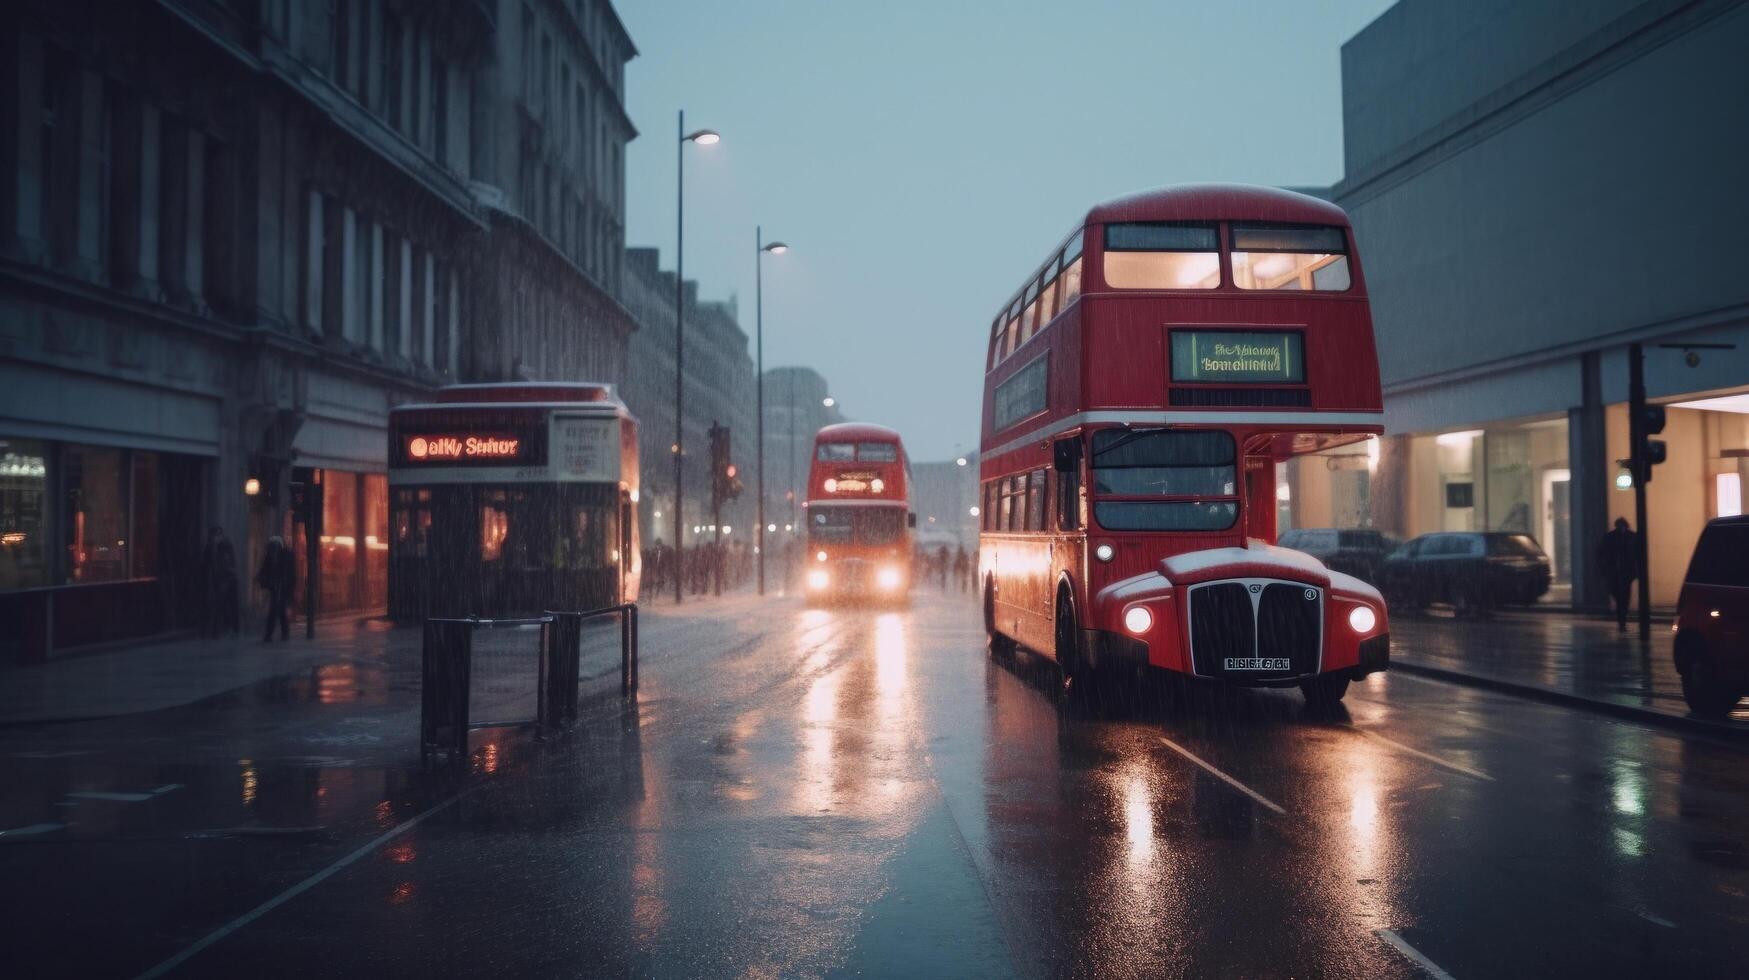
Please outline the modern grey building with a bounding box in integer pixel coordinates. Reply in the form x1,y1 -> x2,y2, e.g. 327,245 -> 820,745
0,0 -> 639,658
1284,0 -> 1749,607
759,366 -> 847,540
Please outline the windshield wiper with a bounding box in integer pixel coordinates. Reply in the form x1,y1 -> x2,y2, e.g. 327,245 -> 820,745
1091,426 -> 1164,463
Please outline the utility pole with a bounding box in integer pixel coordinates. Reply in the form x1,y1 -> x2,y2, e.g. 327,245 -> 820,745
1626,343 -> 1659,642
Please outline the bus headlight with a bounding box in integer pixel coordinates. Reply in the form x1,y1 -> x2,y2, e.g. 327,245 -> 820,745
870,478 -> 885,493
816,549 -> 828,562
823,478 -> 838,493
1094,543 -> 1114,562
807,569 -> 830,591
1348,604 -> 1377,634
876,566 -> 902,590
1123,605 -> 1153,635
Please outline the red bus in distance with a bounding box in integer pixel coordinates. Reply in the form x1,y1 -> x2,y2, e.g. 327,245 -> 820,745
804,423 -> 916,601
978,184 -> 1389,705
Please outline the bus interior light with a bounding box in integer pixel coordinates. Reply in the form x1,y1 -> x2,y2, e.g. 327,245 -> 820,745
1123,605 -> 1153,635
1348,604 -> 1377,634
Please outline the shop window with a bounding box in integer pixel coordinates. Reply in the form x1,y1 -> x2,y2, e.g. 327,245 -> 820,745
63,445 -> 129,583
0,439 -> 50,589
321,470 -> 359,609
363,474 -> 388,608
131,451 -> 159,578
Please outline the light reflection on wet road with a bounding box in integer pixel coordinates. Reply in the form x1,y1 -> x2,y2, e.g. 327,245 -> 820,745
3,593 -> 1749,977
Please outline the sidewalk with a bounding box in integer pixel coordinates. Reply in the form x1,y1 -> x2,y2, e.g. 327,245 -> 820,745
0,587 -> 776,726
0,618 -> 420,725
1390,609 -> 1749,736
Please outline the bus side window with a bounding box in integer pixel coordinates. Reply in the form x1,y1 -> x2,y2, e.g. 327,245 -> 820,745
1054,438 -> 1082,531
1027,469 -> 1046,530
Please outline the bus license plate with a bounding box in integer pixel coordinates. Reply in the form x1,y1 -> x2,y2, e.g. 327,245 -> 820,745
1225,658 -> 1291,671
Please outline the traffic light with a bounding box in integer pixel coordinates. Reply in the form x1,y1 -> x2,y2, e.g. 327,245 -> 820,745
1632,403 -> 1667,484
709,424 -> 740,504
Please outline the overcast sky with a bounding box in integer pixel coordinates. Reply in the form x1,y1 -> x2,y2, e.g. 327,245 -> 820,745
618,0 -> 1396,460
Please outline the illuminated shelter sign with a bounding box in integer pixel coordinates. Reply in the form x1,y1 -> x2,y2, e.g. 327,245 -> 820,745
1171,330 -> 1305,384
399,432 -> 538,466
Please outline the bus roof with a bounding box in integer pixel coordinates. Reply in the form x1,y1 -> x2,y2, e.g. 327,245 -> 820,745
815,422 -> 904,444
1083,183 -> 1348,228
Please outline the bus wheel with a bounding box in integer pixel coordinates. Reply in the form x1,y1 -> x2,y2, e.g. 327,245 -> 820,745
985,579 -> 1014,657
1056,590 -> 1088,696
1300,673 -> 1350,707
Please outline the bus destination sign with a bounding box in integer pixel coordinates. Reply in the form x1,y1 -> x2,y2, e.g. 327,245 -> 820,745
1170,330 -> 1305,384
401,433 -> 533,465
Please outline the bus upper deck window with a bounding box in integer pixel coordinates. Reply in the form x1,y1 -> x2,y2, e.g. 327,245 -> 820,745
856,442 -> 897,462
1102,222 -> 1220,289
817,443 -> 855,462
1230,224 -> 1351,291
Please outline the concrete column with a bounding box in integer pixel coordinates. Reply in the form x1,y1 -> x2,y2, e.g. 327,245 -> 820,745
1569,351 -> 1609,610
448,270 -> 460,378
69,69 -> 104,281
339,206 -> 358,343
397,237 -> 413,360
157,115 -> 189,304
1,31 -> 47,263
184,129 -> 206,308
320,195 -> 344,340
104,89 -> 142,292
137,105 -> 160,296
369,221 -> 384,352
421,250 -> 435,365
303,188 -> 323,333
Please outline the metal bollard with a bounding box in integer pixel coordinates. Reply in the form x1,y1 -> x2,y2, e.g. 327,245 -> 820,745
421,619 -> 475,767
543,612 -> 583,730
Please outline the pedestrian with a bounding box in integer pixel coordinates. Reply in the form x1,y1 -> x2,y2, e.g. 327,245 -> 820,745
936,544 -> 950,591
1595,517 -> 1639,632
255,535 -> 295,642
953,546 -> 970,594
201,525 -> 239,637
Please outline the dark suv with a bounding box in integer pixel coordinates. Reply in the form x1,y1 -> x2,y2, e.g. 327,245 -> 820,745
1673,516 -> 1749,716
1277,528 -> 1401,584
1379,531 -> 1552,615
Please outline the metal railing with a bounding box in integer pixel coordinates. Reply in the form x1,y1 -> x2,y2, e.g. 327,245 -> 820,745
420,603 -> 639,767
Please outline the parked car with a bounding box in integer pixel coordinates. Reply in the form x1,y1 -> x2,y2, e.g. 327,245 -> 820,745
1379,531 -> 1552,615
1277,528 -> 1402,584
1673,516 -> 1749,716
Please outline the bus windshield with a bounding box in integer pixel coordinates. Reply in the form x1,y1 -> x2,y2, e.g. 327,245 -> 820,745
809,506 -> 906,545
1091,429 -> 1238,531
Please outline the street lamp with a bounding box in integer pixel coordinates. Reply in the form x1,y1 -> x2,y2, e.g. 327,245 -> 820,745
673,112 -> 719,604
755,228 -> 789,597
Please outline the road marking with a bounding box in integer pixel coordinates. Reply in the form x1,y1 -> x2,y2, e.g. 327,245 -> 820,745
0,822 -> 65,838
1158,737 -> 1286,815
1350,727 -> 1494,782
1376,929 -> 1456,979
152,784 -> 183,795
133,780 -> 488,980
1637,910 -> 1675,928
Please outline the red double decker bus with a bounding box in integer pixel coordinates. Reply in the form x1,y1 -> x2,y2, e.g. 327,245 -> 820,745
978,184 -> 1389,704
803,423 -> 916,601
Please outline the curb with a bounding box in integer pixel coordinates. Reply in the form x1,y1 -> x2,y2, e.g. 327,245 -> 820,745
1391,659 -> 1749,742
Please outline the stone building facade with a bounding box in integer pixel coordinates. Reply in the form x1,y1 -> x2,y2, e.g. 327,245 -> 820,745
0,0 -> 638,658
619,246 -> 758,553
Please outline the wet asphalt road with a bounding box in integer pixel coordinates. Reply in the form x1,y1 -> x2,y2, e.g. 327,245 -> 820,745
4,593 -> 1749,978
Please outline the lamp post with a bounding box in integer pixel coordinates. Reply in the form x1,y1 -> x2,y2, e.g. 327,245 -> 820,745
673,111 -> 719,604
755,228 -> 788,596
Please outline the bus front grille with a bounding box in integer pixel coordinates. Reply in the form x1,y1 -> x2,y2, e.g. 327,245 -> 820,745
1188,579 -> 1323,680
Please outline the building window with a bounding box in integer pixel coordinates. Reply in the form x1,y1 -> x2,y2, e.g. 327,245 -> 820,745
62,444 -> 130,583
0,439 -> 50,589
